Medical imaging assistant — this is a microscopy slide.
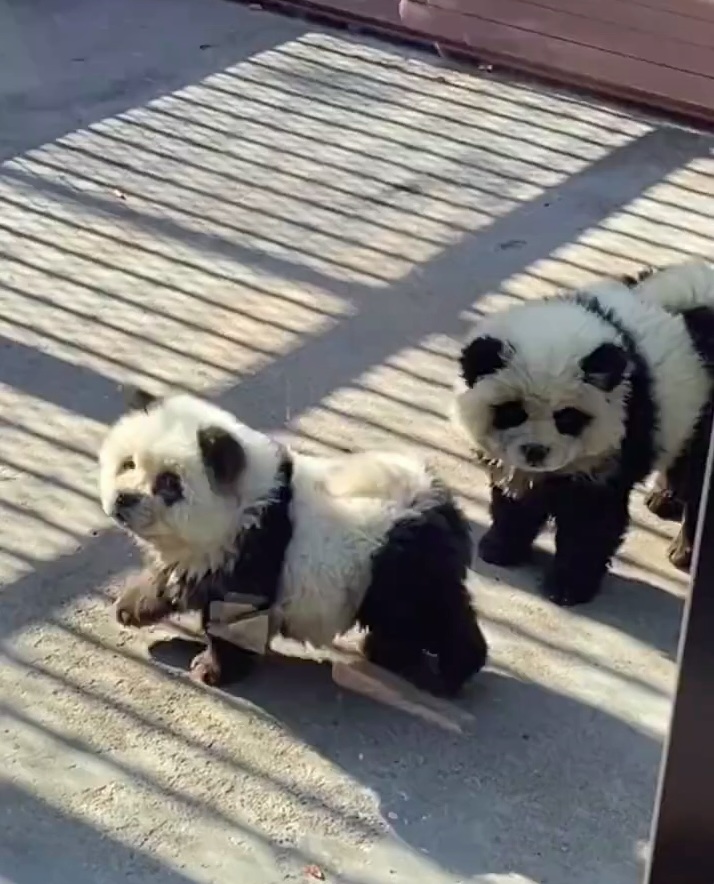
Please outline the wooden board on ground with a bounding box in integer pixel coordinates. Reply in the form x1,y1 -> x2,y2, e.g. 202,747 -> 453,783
331,648 -> 476,734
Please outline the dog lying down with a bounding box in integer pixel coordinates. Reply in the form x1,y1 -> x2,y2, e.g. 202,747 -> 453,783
103,388 -> 487,727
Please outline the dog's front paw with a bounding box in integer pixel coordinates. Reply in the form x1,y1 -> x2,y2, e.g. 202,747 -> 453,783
115,575 -> 172,628
189,648 -> 222,685
668,531 -> 692,572
478,528 -> 532,567
542,568 -> 602,607
644,488 -> 684,522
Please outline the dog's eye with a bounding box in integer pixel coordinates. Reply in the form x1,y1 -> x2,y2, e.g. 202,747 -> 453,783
554,407 -> 592,437
492,400 -> 528,430
153,471 -> 183,506
118,457 -> 135,474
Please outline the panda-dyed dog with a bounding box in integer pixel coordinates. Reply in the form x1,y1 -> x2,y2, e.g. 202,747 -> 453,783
633,261 -> 714,571
452,259 -> 714,606
100,389 -> 488,696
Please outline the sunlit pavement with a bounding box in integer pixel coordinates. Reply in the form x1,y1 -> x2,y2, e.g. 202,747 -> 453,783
0,1 -> 712,882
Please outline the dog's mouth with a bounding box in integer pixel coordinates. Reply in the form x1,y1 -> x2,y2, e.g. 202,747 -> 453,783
516,459 -> 568,475
111,507 -> 158,538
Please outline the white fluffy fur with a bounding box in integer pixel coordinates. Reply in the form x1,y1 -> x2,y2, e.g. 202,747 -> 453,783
631,259 -> 714,493
100,395 -> 441,648
100,395 -> 281,575
635,258 -> 714,314
453,293 -> 629,473
453,261 -> 714,477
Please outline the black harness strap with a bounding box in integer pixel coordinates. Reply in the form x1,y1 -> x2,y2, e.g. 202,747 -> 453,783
194,449 -> 294,641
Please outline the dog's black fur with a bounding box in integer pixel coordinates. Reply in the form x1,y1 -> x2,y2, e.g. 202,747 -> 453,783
358,492 -> 487,696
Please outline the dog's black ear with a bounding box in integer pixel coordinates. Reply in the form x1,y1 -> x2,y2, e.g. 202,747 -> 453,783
580,343 -> 629,392
121,384 -> 160,413
459,335 -> 507,387
198,427 -> 246,486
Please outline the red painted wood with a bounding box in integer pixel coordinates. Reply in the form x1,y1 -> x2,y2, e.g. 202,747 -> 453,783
602,0 -> 714,23
398,1 -> 714,114
422,0 -> 714,75
434,0 -> 714,25
479,0 -> 714,44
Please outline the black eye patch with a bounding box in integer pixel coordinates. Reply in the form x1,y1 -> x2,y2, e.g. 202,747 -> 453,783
153,470 -> 184,506
492,400 -> 528,430
554,407 -> 592,437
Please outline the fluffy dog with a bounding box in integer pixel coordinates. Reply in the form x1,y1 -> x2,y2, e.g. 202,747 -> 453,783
453,260 -> 714,605
100,389 -> 488,695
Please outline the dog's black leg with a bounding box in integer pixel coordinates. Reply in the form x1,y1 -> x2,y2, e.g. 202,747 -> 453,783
364,588 -> 488,699
359,499 -> 487,696
427,580 -> 488,697
363,629 -> 425,682
545,482 -> 630,606
478,483 -> 549,567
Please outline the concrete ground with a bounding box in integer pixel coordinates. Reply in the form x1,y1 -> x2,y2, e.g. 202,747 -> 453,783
0,0 -> 712,881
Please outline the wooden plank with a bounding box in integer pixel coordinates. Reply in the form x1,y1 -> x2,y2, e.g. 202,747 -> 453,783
435,0 -> 714,25
443,0 -> 714,51
398,1 -> 714,122
403,0 -> 714,78
608,0 -> 714,23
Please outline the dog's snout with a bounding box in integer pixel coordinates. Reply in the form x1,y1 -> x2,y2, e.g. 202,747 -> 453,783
114,491 -> 142,523
521,443 -> 549,467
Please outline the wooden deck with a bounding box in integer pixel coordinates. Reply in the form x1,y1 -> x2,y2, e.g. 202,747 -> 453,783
261,0 -> 714,125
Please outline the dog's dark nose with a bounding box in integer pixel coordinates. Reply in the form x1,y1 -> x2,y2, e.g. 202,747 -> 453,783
114,492 -> 142,523
521,443 -> 549,467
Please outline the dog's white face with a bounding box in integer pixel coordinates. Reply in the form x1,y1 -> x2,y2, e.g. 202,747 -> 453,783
99,390 -> 276,564
453,295 -> 631,475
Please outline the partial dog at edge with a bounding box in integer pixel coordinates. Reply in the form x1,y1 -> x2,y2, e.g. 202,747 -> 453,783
452,259 -> 714,606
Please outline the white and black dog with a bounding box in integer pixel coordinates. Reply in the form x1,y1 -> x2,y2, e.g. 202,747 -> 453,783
453,259 -> 714,606
100,389 -> 488,695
